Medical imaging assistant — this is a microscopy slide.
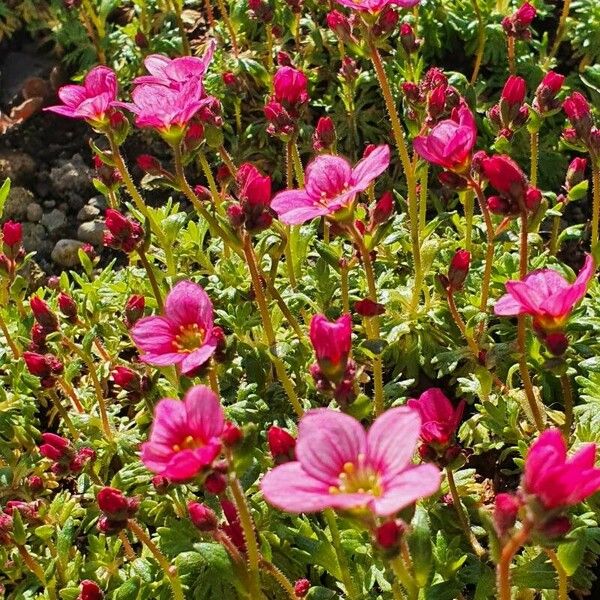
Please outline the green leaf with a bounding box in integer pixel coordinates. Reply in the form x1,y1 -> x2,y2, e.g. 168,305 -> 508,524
511,552 -> 556,590
113,576 -> 142,600
12,508 -> 26,546
0,178 -> 10,218
558,527 -> 587,576
408,506 -> 433,587
567,180 -> 589,202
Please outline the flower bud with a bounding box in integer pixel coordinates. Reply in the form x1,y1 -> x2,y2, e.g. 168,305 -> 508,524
188,502 -> 218,532
447,249 -> 471,291
339,57 -> 359,83
267,426 -> 296,464
294,579 -> 311,598
104,209 -> 144,254
494,493 -> 521,536
373,6 -> 398,38
222,421 -> 243,447
78,580 -> 104,600
355,298 -> 385,317
125,295 -> 145,326
313,117 -> 336,152
222,71 -> 238,88
400,23 -> 419,54
0,512 -> 13,546
151,475 -> 170,493
204,472 -> 228,495
27,475 -> 44,493
97,487 -> 138,521
2,221 -> 22,248
500,75 -> 526,124
524,186 -> 542,211
534,71 -> 564,113
30,297 -> 59,332
543,331 -> 569,356
375,520 -> 405,550
540,516 -> 571,539
369,191 -> 394,228
136,154 -> 162,175
58,292 -> 78,321
565,157 -> 587,190
326,10 -> 351,42
563,92 -> 593,140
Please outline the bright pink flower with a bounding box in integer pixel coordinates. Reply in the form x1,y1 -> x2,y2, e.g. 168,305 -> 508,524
273,67 -> 309,106
134,40 -> 216,89
261,407 -> 441,515
515,2 -> 536,26
45,66 -> 117,123
494,254 -> 595,330
310,314 -> 352,381
523,428 -> 600,510
2,221 -> 22,247
413,105 -> 477,171
114,81 -> 209,132
407,388 -> 465,447
271,146 -> 390,224
130,280 -> 219,375
140,385 -> 225,480
563,91 -> 591,122
336,0 -> 420,14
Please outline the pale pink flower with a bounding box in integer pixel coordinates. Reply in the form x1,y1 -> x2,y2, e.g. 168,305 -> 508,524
413,104 -> 477,171
130,280 -> 219,375
261,408 -> 441,515
135,40 -> 216,89
271,145 -> 390,225
407,388 -> 465,447
494,254 -> 595,330
45,66 -> 117,123
336,0 -> 420,13
114,80 -> 209,132
141,385 -> 224,480
523,428 -> 600,510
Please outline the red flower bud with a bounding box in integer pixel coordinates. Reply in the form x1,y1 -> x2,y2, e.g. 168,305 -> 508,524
24,352 -> 63,380
222,421 -> 243,447
540,516 -> 571,539
543,331 -> 569,356
400,22 -> 419,54
30,297 -> 59,332
294,579 -> 311,598
515,2 -> 536,26
267,426 -> 296,463
222,71 -> 238,88
112,366 -> 141,392
125,295 -> 145,326
326,10 -> 351,42
136,154 -> 162,175
313,116 -> 336,152
27,475 -> 44,492
447,249 -> 471,291
104,209 -> 144,254
375,520 -> 405,550
565,157 -> 587,190
97,487 -> 138,521
204,472 -> 228,495
188,502 -> 218,532
370,191 -> 394,227
494,493 -> 521,536
355,298 -> 386,317
58,293 -> 78,320
501,75 -> 526,108
2,221 -> 22,248
78,580 -> 104,600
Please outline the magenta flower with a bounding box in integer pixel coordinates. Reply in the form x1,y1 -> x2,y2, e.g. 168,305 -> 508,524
523,428 -> 600,510
407,388 -> 465,447
309,314 -> 352,381
336,0 -> 420,13
141,385 -> 224,481
273,66 -> 309,106
271,145 -> 390,225
130,280 -> 219,375
114,81 -> 208,133
135,40 -> 216,89
494,254 -> 595,331
45,66 -> 117,124
413,104 -> 477,172
261,408 -> 441,515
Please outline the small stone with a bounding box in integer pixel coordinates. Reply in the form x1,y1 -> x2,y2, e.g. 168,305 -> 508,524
77,220 -> 105,246
26,202 -> 43,222
43,200 -> 56,209
0,152 -> 36,184
88,195 -> 108,211
49,154 -> 92,198
77,204 -> 100,222
51,239 -> 85,267
3,186 -> 34,221
41,209 -> 67,236
22,223 -> 47,253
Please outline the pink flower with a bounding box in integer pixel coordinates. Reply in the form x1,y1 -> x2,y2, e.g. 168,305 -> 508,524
114,81 -> 209,133
134,40 -> 216,89
310,314 -> 352,381
141,385 -> 224,480
407,388 -> 465,447
523,428 -> 600,510
271,145 -> 390,225
130,280 -> 219,375
336,0 -> 420,13
45,66 -> 117,124
413,104 -> 477,172
273,66 -> 309,106
494,254 -> 595,331
261,407 -> 441,515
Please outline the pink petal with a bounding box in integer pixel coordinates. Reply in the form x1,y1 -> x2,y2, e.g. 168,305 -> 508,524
271,190 -> 326,225
494,292 -> 526,316
296,409 -> 366,484
130,315 -> 177,354
180,342 -> 218,375
524,429 -> 566,494
305,155 -> 352,199
44,105 -> 78,118
372,464 -> 441,516
84,66 -> 117,99
351,145 -> 390,192
143,54 -> 172,79
504,280 -> 544,314
140,351 -> 184,367
163,448 -> 212,480
413,136 -> 441,166
164,280 -> 214,329
367,407 -> 420,474
183,385 -> 225,441
149,398 -> 188,447
57,85 -> 87,108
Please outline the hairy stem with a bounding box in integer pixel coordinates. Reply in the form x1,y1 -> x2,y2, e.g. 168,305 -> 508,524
0,311 -> 20,359
592,162 -> 600,248
545,548 -> 568,600
560,373 -> 573,436
215,0 -> 239,56
549,0 -> 571,59
324,509 -> 360,600
389,555 -> 418,600
136,248 -> 164,312
530,131 -> 539,188
470,0 -> 485,84
47,389 -> 79,441
496,522 -> 532,600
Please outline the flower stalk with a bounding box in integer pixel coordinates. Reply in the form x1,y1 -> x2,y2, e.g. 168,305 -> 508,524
324,509 -> 360,600
496,521 -> 532,600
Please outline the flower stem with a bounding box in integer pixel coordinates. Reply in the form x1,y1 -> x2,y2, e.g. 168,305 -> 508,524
530,131 -> 539,187
136,248 -> 163,312
215,0 -> 239,56
549,0 -> 571,59
389,555 -> 418,600
119,530 -> 137,561
592,162 -> 600,248
128,520 -> 185,600
62,337 -> 113,441
266,25 -> 274,84
170,0 -> 191,55
446,291 -> 480,358
284,141 -> 299,289
446,467 -> 486,557
324,509 -> 360,600
341,261 -> 350,313
349,224 -> 385,417
507,36 -> 516,75
242,233 -> 304,417
208,363 -> 220,396
367,38 -> 421,315
0,310 -> 20,359
107,133 -> 176,276
57,377 -> 84,413
470,0 -> 485,84
496,522 -> 532,600
290,142 -> 305,188
17,545 -> 48,587
560,373 -> 573,436
259,558 -> 297,599
47,389 -> 79,441
545,548 -> 568,600
419,164 -> 429,235
463,189 -> 474,252
549,211 -> 561,255
198,152 -> 224,215
471,181 -> 495,337
203,0 -> 215,26
228,473 -> 263,599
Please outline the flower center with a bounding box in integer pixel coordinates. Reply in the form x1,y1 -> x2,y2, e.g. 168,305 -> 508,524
172,435 -> 203,452
318,183 -> 351,207
329,456 -> 382,497
173,323 -> 205,353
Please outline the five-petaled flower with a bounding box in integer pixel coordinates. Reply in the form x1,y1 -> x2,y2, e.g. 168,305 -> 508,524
335,0 -> 420,14
130,280 -> 220,375
261,407 -> 441,515
271,145 -> 390,225
141,385 -> 225,480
